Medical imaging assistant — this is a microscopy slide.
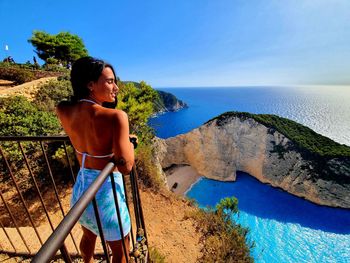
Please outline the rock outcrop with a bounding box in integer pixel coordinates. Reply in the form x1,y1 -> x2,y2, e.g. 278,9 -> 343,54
156,90 -> 188,113
154,113 -> 350,208
121,82 -> 188,113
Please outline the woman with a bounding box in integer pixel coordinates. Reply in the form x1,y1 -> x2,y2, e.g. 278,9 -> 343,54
57,56 -> 135,263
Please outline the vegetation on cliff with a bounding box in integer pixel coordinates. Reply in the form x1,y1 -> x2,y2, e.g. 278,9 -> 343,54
122,81 -> 188,113
188,197 -> 254,262
209,111 -> 350,158
0,62 -> 65,84
156,90 -> 188,112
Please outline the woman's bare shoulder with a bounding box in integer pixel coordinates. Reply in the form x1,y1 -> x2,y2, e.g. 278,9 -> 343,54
56,101 -> 74,116
104,108 -> 128,122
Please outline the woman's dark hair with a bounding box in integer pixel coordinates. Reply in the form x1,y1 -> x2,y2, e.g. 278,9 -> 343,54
70,56 -> 117,105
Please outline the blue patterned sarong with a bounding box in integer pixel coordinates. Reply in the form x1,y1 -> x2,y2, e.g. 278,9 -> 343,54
71,168 -> 131,241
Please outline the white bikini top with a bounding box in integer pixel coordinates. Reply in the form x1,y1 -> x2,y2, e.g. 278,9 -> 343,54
75,99 -> 114,169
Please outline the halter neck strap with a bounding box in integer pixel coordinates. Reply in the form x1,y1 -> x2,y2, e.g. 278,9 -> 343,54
79,99 -> 98,104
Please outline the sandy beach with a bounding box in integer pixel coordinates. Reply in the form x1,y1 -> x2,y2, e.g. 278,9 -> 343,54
165,165 -> 202,196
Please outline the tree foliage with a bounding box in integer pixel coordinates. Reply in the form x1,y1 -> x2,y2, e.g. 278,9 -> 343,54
216,196 -> 239,218
117,81 -> 159,142
28,31 -> 88,66
189,197 -> 254,262
0,96 -> 62,164
33,77 -> 73,112
0,96 -> 61,137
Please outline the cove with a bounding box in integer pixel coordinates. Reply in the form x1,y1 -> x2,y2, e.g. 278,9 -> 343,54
187,172 -> 350,263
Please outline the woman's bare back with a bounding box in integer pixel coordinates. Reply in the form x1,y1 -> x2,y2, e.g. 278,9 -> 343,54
57,101 -> 134,173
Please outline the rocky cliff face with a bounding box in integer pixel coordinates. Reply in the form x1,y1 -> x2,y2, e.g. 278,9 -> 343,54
156,90 -> 188,112
154,115 -> 350,208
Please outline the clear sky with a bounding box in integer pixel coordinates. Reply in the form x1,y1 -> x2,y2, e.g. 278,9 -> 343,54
1,0 -> 350,87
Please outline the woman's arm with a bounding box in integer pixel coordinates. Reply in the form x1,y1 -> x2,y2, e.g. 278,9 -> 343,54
113,110 -> 135,174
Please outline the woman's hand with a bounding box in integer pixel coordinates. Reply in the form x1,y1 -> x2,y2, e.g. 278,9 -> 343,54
129,134 -> 138,149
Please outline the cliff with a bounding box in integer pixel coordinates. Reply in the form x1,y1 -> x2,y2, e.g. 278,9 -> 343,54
154,112 -> 350,208
122,82 -> 188,113
156,90 -> 188,112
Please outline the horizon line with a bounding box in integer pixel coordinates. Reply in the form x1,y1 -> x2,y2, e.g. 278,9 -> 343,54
152,84 -> 350,89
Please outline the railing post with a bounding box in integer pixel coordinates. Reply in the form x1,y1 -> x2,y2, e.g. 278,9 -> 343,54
18,141 -> 73,262
0,145 -> 44,245
0,188 -> 31,253
40,141 -> 79,254
92,198 -> 111,263
0,136 -> 149,262
110,173 -> 129,262
63,141 -> 76,183
121,173 -> 135,248
0,219 -> 16,253
32,162 -> 115,263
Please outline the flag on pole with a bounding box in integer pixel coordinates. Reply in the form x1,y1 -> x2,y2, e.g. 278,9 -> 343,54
5,45 -> 8,51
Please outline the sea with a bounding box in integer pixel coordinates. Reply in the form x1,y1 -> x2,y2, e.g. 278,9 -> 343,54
149,86 -> 350,263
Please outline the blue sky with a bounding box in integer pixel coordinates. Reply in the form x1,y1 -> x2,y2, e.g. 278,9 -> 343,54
1,0 -> 350,87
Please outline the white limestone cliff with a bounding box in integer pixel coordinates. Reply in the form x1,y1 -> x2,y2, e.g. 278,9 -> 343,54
154,116 -> 350,208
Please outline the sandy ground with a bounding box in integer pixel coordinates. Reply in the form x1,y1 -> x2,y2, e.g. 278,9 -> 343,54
0,77 -> 57,99
165,165 -> 202,196
0,189 -> 202,262
0,79 -> 14,89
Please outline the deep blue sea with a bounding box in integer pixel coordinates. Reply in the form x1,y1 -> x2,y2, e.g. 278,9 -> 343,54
149,86 -> 350,263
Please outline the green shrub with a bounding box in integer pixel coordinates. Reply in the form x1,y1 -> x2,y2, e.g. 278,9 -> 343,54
0,66 -> 35,84
43,63 -> 66,72
117,81 -> 159,141
136,143 -> 165,191
52,144 -> 76,168
0,96 -> 61,136
33,79 -> 73,112
0,96 -> 62,163
0,62 -> 65,84
189,197 -> 254,263
149,247 -> 167,263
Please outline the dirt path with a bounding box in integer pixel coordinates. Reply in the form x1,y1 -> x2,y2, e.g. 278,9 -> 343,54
142,190 -> 202,262
0,77 -> 57,100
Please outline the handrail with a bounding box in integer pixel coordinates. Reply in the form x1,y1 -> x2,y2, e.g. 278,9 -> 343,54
0,135 -> 69,142
0,135 -> 79,258
32,161 -> 116,263
0,135 -> 149,262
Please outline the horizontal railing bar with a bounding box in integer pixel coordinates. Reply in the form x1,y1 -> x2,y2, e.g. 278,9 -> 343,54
32,161 -> 116,263
1,250 -> 108,257
0,136 -> 69,142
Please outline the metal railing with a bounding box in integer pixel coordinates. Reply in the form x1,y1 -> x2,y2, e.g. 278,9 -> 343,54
0,136 -> 148,262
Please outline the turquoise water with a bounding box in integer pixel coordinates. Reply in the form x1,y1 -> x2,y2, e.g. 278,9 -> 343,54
149,86 -> 350,262
187,174 -> 350,263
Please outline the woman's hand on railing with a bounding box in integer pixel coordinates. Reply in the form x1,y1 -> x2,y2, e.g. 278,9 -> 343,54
129,134 -> 138,149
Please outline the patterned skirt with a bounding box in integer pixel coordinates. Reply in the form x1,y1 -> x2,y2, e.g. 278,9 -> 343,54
71,168 -> 131,241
